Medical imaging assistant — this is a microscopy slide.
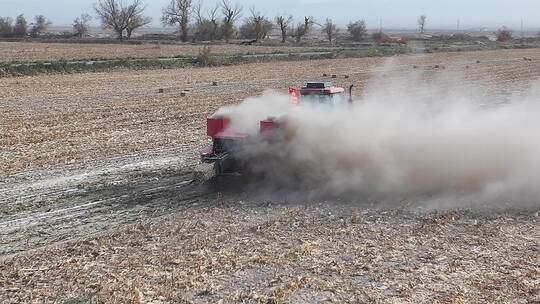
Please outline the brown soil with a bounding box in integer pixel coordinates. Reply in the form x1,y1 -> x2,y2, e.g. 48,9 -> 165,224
1,49 -> 540,303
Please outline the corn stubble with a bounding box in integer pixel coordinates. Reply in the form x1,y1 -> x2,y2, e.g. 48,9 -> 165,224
1,202 -> 539,303
1,49 -> 540,303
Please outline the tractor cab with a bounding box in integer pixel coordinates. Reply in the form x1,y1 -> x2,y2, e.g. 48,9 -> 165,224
289,82 -> 351,107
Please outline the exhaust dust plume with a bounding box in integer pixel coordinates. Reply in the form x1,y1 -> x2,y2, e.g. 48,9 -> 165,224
217,63 -> 540,208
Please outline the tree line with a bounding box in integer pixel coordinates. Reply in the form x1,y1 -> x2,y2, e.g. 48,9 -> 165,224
0,2 -> 520,43
0,15 -> 51,38
158,0 -> 373,43
0,0 -> 372,42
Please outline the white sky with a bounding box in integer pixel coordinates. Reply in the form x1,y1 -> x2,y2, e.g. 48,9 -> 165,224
2,0 -> 540,30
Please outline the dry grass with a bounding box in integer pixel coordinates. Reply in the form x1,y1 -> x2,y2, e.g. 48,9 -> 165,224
0,42 -> 330,62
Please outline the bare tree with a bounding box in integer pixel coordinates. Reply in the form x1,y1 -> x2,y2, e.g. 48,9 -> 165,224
192,1 -> 220,41
192,0 -> 204,40
124,0 -> 151,39
13,14 -> 28,37
275,14 -> 292,43
220,0 -> 242,42
207,4 -> 220,40
30,15 -> 51,37
73,14 -> 93,38
162,0 -> 192,42
94,0 -> 126,39
0,17 -> 14,37
193,2 -> 222,41
239,7 -> 272,41
94,0 -> 149,40
347,20 -> 367,41
322,18 -> 338,42
252,8 -> 272,41
193,1 -> 204,25
126,15 -> 151,39
295,16 -> 313,43
418,15 -> 427,34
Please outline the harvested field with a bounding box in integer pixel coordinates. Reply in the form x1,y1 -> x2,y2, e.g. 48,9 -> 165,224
2,49 -> 540,176
1,48 -> 540,303
2,200 -> 539,303
0,41 -> 331,62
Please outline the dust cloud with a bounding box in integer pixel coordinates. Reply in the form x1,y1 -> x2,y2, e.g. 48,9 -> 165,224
215,63 -> 540,209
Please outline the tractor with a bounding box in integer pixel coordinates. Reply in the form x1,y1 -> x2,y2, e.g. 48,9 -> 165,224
195,82 -> 353,181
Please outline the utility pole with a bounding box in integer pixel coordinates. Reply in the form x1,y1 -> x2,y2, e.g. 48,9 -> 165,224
457,19 -> 460,31
520,19 -> 524,38
379,18 -> 383,33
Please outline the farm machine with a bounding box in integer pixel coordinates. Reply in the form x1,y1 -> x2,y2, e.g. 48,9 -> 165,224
195,82 -> 353,181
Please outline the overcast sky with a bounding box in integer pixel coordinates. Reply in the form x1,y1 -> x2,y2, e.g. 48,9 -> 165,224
2,0 -> 540,30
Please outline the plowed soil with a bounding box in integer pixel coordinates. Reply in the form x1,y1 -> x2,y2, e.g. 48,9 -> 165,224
1,49 -> 539,303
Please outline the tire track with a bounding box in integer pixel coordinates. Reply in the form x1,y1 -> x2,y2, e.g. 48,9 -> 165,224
0,154 -> 217,260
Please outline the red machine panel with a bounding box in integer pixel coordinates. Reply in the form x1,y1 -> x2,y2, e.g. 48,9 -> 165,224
207,116 -> 230,137
260,119 -> 278,134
